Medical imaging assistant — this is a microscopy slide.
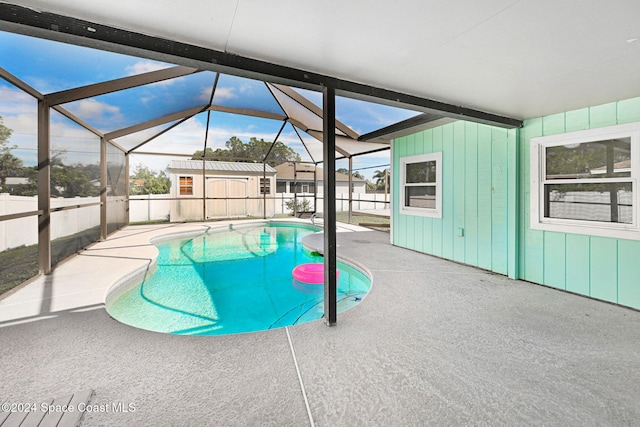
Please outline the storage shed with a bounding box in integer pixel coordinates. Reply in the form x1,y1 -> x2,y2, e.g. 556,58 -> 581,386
168,160 -> 276,221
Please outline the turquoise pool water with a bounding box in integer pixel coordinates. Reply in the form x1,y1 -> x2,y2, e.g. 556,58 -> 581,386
106,223 -> 371,336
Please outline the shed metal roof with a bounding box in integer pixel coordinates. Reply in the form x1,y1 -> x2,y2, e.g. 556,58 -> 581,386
274,163 -> 364,182
169,160 -> 276,174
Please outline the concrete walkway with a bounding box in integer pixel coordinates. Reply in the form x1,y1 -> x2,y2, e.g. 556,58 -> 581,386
1,221 -> 639,426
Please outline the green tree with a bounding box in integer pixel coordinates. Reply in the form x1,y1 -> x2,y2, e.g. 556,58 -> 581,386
372,168 -> 390,191
129,165 -> 170,195
49,153 -> 101,198
336,168 -> 364,180
0,116 -> 23,192
192,136 -> 301,166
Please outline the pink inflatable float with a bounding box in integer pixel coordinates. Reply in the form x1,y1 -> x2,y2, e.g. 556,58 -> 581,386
292,263 -> 340,284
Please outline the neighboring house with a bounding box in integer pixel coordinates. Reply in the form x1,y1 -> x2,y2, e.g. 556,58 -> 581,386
168,160 -> 276,222
274,163 -> 366,195
391,95 -> 640,311
1,177 -> 30,193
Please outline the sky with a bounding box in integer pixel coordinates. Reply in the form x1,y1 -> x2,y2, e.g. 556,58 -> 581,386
0,31 -> 420,180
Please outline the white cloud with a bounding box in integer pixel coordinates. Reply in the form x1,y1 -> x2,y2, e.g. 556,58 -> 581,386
4,113 -> 37,136
66,99 -> 124,125
139,96 -> 155,105
125,61 -> 180,88
125,61 -> 168,76
214,87 -> 236,101
0,86 -> 36,117
238,83 -> 254,94
199,87 -> 213,103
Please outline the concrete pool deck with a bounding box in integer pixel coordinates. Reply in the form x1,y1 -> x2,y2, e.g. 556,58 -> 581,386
1,220 -> 639,425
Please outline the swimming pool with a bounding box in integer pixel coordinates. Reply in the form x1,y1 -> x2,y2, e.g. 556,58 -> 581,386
105,222 -> 372,336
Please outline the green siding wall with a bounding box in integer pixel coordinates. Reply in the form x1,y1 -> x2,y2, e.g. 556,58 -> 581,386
393,95 -> 640,310
393,122 -> 518,277
519,98 -> 640,308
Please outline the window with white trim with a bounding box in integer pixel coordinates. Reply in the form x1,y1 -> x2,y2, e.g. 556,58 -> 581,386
530,122 -> 640,239
400,152 -> 442,218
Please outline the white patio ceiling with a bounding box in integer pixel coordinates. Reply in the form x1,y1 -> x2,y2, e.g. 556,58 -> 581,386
4,0 -> 640,122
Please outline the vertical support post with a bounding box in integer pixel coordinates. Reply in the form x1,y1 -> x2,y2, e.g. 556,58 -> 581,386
313,165 -> 318,214
125,153 -> 130,226
100,137 -> 107,239
202,157 -> 207,221
202,110 -> 212,222
323,86 -> 337,326
507,128 -> 520,279
389,140 -> 394,244
348,156 -> 353,224
293,165 -> 298,217
37,100 -> 51,274
263,161 -> 267,219
606,144 -> 619,222
384,168 -> 388,203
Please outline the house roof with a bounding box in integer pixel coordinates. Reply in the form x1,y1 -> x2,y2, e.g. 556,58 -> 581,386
274,163 -> 364,182
169,160 -> 276,174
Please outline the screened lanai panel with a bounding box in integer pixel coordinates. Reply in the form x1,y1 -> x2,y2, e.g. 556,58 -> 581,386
334,96 -> 421,136
213,74 -> 284,115
112,120 -> 181,152
0,217 -> 38,294
292,87 -> 323,108
0,30 -> 175,94
136,113 -> 209,155
49,111 -> 102,262
294,128 -> 342,162
292,86 -> 421,136
281,122 -> 315,163
205,111 -> 290,157
61,71 -> 217,134
107,142 -> 127,234
268,84 -> 346,136
139,110 -> 295,161
0,80 -> 38,195
51,205 -> 101,268
306,131 -> 389,157
50,110 -> 101,199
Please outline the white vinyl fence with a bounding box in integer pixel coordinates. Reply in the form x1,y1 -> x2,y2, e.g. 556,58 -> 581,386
0,193 -> 101,252
127,192 -> 390,222
129,194 -> 171,222
273,192 -> 390,215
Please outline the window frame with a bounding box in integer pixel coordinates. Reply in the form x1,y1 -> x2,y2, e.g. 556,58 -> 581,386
178,175 -> 194,196
260,177 -> 271,195
400,152 -> 442,218
530,121 -> 640,240
294,181 -> 313,194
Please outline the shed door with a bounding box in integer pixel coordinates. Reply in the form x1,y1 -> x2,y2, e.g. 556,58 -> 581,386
206,178 -> 248,218
207,179 -> 227,218
228,179 -> 247,217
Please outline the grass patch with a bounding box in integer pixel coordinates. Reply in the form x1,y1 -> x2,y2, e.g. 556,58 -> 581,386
0,226 -> 102,297
129,219 -> 171,225
335,211 -> 390,232
0,244 -> 39,296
